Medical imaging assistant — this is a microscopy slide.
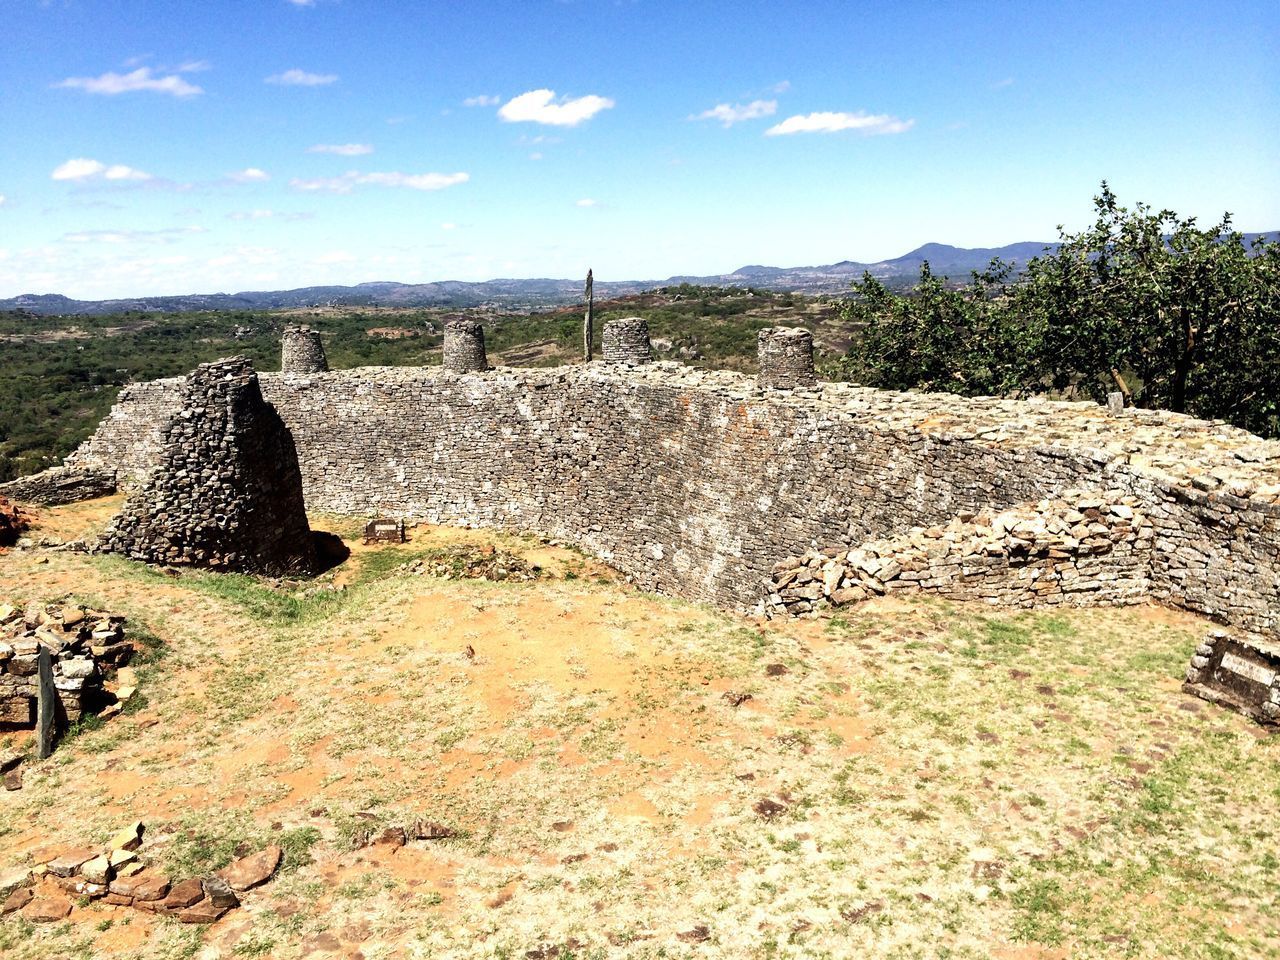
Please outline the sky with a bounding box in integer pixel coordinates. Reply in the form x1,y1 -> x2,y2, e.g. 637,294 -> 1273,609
0,0 -> 1276,299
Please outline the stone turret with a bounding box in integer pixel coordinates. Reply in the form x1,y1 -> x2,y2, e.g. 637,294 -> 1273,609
602,317 -> 653,365
281,325 -> 329,375
101,357 -> 317,575
443,319 -> 489,372
757,327 -> 817,390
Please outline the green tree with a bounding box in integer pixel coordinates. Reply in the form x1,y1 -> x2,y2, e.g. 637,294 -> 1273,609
833,185 -> 1280,437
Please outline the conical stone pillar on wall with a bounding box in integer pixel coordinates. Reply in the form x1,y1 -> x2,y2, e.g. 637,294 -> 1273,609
101,357 -> 317,575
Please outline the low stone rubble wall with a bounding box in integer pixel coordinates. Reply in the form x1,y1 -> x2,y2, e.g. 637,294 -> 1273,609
0,466 -> 117,506
0,601 -> 132,728
765,491 -> 1153,616
0,823 -> 283,925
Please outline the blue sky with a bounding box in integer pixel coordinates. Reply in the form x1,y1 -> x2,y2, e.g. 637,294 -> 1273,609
1,0 -> 1276,299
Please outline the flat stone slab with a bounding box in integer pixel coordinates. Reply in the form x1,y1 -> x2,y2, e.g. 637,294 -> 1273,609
46,848 -> 98,878
25,896 -> 72,922
217,844 -> 281,892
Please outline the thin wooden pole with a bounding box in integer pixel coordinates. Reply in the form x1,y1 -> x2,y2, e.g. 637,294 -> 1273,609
583,268 -> 594,362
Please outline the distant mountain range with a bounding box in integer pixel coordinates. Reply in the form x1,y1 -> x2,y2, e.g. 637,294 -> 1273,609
3,236 -> 1274,316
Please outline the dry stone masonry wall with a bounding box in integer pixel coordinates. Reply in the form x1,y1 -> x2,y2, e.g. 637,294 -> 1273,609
55,330 -> 1280,643
0,466 -> 117,506
100,357 -> 316,576
766,491 -> 1153,615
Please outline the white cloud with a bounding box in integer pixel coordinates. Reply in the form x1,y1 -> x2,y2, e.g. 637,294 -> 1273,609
289,170 -> 470,194
62,226 -> 206,244
692,99 -> 777,128
175,60 -> 211,73
52,158 -> 153,182
227,209 -> 313,222
772,80 -> 792,94
498,89 -> 614,127
266,68 -> 338,87
0,195 -> 6,208
575,198 -> 599,208
227,168 -> 270,183
307,143 -> 374,156
441,222 -> 457,230
288,0 -> 316,6
55,67 -> 203,98
529,152 -> 543,161
463,95 -> 500,107
764,111 -> 914,137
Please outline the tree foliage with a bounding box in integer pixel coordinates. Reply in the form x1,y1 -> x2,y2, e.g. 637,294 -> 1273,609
833,185 -> 1280,437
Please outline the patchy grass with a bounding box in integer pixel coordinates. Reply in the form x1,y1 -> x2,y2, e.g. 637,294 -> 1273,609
0,516 -> 1277,959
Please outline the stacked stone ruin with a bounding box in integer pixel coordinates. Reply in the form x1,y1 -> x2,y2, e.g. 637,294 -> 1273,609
280,325 -> 329,374
602,317 -> 653,365
17,322 -> 1280,722
99,357 -> 316,576
757,327 -> 817,389
442,319 -> 489,372
0,601 -> 131,730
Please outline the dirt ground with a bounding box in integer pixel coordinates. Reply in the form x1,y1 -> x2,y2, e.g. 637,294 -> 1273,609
0,499 -> 1276,959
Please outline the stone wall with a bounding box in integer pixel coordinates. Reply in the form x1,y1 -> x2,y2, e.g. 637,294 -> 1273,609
766,491 -> 1154,616
100,358 -> 316,576
0,466 -> 117,506
59,360 -> 1280,637
66,378 -> 186,486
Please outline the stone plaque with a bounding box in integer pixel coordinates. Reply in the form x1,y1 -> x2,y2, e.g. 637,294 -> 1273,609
363,518 -> 406,544
1183,630 -> 1280,724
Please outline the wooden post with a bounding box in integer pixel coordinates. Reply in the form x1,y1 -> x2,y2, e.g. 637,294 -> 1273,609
36,646 -> 55,760
583,269 -> 594,362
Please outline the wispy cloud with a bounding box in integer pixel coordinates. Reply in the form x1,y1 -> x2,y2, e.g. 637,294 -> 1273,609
0,195 -> 6,208
287,0 -> 316,6
498,89 -> 614,127
51,158 -> 153,182
289,171 -> 470,194
55,66 -> 203,98
991,77 -> 1015,90
575,198 -> 600,208
463,95 -> 500,107
765,111 -> 914,137
771,80 -> 791,94
692,99 -> 777,128
62,226 -> 206,244
266,68 -> 338,87
227,209 -> 313,222
307,143 -> 374,156
226,168 -> 270,183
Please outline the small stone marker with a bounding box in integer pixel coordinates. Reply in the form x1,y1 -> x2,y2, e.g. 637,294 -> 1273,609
36,646 -> 55,759
363,518 -> 406,544
1107,391 -> 1126,415
1183,630 -> 1280,723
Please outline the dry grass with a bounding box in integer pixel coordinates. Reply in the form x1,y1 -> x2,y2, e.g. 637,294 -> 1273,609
0,501 -> 1276,959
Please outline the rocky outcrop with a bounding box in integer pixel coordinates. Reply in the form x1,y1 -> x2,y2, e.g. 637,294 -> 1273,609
100,357 -> 316,576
